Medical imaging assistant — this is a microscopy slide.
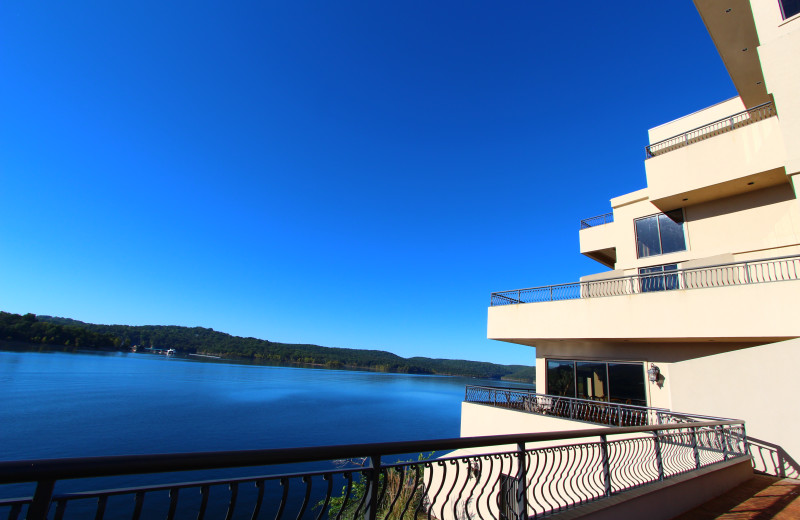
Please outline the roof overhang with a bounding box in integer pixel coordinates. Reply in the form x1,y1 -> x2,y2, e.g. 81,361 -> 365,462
693,0 -> 770,107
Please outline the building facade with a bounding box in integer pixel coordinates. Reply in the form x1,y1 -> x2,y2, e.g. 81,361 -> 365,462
477,0 -> 800,478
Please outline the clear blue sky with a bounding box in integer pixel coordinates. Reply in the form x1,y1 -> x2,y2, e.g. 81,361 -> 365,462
0,2 -> 736,365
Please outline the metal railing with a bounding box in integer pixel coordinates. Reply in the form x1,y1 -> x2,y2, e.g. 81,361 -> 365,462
490,253 -> 800,306
579,213 -> 613,229
645,101 -> 776,158
465,386 -> 729,427
0,421 -> 748,520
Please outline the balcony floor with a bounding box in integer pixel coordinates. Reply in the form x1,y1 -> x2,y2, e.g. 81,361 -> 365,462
674,475 -> 800,519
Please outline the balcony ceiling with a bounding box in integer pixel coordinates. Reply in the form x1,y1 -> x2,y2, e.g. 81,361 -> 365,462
694,0 -> 770,107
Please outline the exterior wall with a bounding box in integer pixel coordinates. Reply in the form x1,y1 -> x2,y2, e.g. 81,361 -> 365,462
669,337 -> 800,477
533,341 -> 764,412
608,184 -> 800,271
756,7 -> 800,178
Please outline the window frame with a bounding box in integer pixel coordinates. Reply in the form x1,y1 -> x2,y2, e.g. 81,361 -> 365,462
638,262 -> 680,292
779,0 -> 800,20
634,209 -> 687,259
545,359 -> 647,406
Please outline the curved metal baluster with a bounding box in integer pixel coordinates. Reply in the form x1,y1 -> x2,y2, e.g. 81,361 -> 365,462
464,457 -> 482,519
561,443 -> 581,508
224,482 -> 238,520
453,458 -> 473,519
528,450 -> 547,516
313,474 -> 332,520
352,472 -> 370,519
427,461 -> 446,520
94,495 -> 107,520
444,459 -> 460,520
414,462 -> 432,519
8,504 -> 22,520
551,447 -> 568,511
53,499 -> 68,520
333,472 -> 353,520
375,467 -> 390,514
384,465 -> 404,518
397,463 -> 420,519
475,456 -> 492,520
196,486 -> 209,520
132,491 -> 145,520
274,477 -> 289,520
294,476 -> 312,520
166,488 -> 179,520
250,481 -> 265,520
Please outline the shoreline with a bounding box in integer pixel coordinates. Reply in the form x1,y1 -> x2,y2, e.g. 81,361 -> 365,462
0,342 -> 536,386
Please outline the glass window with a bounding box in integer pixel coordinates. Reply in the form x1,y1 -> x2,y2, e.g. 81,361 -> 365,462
658,211 -> 686,254
635,216 -> 661,258
780,0 -> 800,19
546,360 -> 575,397
635,210 -> 686,258
575,362 -> 608,401
639,263 -> 678,292
608,363 -> 646,406
547,359 -> 646,405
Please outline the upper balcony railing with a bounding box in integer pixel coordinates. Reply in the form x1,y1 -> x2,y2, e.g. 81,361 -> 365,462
490,253 -> 800,306
0,419 -> 748,520
645,101 -> 776,159
465,386 -> 729,427
579,212 -> 614,229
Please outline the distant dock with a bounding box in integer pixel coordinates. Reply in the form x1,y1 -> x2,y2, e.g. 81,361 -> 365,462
189,353 -> 221,359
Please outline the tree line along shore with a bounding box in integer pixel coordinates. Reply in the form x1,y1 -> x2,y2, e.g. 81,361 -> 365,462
0,311 -> 535,383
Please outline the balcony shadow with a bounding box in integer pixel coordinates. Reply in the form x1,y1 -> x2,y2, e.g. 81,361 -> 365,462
748,436 -> 800,478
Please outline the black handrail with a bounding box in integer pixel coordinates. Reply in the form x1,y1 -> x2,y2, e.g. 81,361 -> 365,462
465,386 -> 735,427
0,419 -> 749,520
0,421 -> 740,484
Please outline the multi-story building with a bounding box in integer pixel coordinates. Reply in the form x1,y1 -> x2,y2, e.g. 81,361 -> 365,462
471,0 -> 800,481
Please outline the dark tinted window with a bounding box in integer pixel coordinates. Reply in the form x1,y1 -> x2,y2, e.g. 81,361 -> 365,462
608,363 -> 646,406
780,0 -> 800,19
635,216 -> 661,258
576,362 -> 608,401
547,359 -> 646,406
635,210 -> 686,258
547,360 -> 575,397
639,263 -> 678,292
659,210 -> 686,254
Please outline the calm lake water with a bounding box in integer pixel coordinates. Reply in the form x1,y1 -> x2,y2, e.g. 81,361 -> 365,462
1,349 -> 533,516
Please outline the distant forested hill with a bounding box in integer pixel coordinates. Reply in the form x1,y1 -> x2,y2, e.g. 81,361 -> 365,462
0,312 -> 534,382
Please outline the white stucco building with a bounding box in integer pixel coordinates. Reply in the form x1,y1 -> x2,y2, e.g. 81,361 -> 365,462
473,0 -> 800,481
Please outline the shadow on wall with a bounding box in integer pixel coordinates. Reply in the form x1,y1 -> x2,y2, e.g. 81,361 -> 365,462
749,437 -> 800,478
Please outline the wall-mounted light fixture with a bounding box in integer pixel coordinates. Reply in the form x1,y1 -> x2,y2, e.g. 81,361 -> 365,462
648,363 -> 661,383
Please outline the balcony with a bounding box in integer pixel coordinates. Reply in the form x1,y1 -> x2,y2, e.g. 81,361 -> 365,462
579,213 -> 613,229
0,412 -> 750,520
579,213 -> 616,268
644,102 -> 776,159
488,254 -> 800,342
465,386 -> 724,427
643,101 -> 787,212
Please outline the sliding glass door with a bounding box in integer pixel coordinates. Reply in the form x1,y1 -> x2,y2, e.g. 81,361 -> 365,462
546,359 -> 646,406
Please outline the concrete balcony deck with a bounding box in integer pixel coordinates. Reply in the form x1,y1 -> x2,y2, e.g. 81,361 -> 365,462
489,254 -> 800,343
643,102 -> 786,212
579,215 -> 616,268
